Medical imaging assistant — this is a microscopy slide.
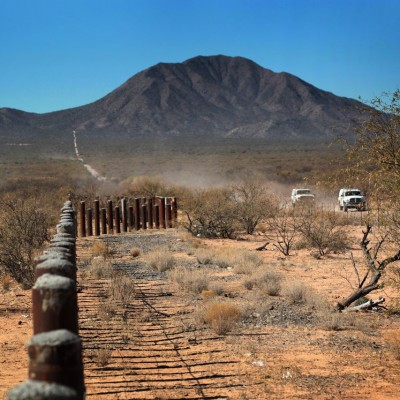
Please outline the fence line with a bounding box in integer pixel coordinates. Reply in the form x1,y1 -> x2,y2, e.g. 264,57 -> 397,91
78,196 -> 178,237
7,200 -> 84,400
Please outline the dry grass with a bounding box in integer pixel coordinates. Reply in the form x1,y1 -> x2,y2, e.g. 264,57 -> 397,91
91,241 -> 113,260
0,275 -> 12,292
202,301 -> 242,335
213,248 -> 262,272
88,259 -> 113,279
168,266 -> 209,294
243,269 -> 282,296
285,282 -> 310,304
195,248 -> 214,265
109,271 -> 135,307
146,249 -> 176,272
130,247 -> 141,258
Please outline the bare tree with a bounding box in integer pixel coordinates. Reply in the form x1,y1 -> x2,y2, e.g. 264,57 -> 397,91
265,203 -> 302,256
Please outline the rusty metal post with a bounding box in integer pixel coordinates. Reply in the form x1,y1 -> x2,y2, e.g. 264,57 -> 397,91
7,380 -> 79,400
32,274 -> 79,334
107,200 -> 113,234
134,198 -> 141,230
172,197 -> 178,220
101,208 -> 107,234
94,200 -> 100,236
27,330 -> 85,399
128,206 -> 134,230
141,204 -> 147,230
86,208 -> 93,236
121,198 -> 128,232
160,197 -> 166,229
154,204 -> 160,229
115,206 -> 121,234
79,202 -> 86,237
147,198 -> 153,229
166,203 -> 172,228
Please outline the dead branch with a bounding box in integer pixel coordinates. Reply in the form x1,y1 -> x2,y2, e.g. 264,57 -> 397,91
337,225 -> 400,311
255,241 -> 269,251
342,297 -> 385,312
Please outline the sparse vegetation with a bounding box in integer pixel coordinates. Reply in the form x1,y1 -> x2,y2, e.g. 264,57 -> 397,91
168,266 -> 209,294
202,301 -> 242,335
91,241 -> 113,260
146,249 -> 176,272
0,195 -> 50,288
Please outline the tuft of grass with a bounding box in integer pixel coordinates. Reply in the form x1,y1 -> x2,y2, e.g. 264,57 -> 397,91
109,271 -> 135,307
243,269 -> 282,296
213,248 -> 263,272
202,302 -> 242,335
130,247 -> 141,258
146,249 -> 176,272
91,241 -> 113,260
89,259 -> 113,279
285,282 -> 309,304
195,248 -> 214,265
168,266 -> 209,294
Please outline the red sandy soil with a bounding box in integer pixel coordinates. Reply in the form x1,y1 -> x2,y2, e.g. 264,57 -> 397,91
1,227 -> 400,399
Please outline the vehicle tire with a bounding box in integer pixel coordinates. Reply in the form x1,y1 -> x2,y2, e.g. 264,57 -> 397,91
339,205 -> 343,211
343,206 -> 348,212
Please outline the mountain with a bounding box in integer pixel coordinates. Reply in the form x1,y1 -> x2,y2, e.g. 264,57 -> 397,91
0,55 -> 364,141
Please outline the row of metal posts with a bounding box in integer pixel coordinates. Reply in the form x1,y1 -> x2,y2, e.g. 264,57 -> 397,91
7,201 -> 84,400
79,196 -> 178,237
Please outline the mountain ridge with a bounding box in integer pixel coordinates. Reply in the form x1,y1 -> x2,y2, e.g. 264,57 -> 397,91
0,55 -> 363,140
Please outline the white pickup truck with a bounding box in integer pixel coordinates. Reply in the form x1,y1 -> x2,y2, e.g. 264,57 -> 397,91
291,188 -> 315,207
338,188 -> 367,211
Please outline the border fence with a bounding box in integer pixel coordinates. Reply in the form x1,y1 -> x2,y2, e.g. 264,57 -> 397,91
7,200 -> 84,400
78,196 -> 178,237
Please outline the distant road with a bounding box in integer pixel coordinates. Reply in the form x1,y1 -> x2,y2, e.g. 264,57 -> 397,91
73,130 -> 106,181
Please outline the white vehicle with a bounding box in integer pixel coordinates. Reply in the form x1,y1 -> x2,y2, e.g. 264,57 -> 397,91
291,188 -> 315,207
338,188 -> 366,211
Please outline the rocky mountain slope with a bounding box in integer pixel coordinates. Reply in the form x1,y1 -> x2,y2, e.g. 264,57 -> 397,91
0,55 -> 364,141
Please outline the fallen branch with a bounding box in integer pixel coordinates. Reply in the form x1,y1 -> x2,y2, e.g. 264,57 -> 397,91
342,297 -> 385,312
255,241 -> 269,251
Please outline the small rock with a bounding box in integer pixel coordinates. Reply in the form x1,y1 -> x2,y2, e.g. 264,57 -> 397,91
252,360 -> 265,367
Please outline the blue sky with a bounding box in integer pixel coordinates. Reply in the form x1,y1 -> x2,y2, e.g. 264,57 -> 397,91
1,0 -> 399,113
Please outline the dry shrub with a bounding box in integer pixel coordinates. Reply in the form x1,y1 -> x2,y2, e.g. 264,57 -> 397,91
0,196 -> 50,288
91,346 -> 112,367
201,289 -> 217,299
109,271 -> 135,307
285,282 -> 309,304
195,248 -> 214,265
234,251 -> 263,274
89,259 -> 113,279
202,302 -> 242,335
212,248 -> 262,272
244,269 -> 282,296
91,241 -> 113,260
385,330 -> 400,360
0,275 -> 12,291
130,247 -> 141,258
168,266 -> 209,294
322,313 -> 344,331
97,299 -> 117,322
146,249 -> 176,272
